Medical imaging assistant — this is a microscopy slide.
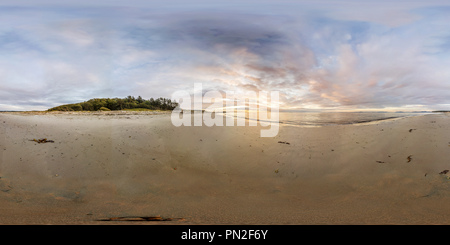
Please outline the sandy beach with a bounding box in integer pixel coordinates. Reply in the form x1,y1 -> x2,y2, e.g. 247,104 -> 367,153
1,111 -> 450,224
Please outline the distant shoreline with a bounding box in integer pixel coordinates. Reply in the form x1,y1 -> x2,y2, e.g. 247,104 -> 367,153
0,109 -> 442,128
0,109 -> 443,113
0,110 -> 172,115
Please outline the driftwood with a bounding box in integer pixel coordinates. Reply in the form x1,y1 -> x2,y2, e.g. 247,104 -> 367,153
278,141 -> 290,145
97,216 -> 185,222
407,155 -> 412,162
29,138 -> 55,144
439,170 -> 449,175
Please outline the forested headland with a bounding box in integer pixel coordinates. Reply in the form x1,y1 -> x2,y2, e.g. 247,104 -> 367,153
48,96 -> 178,111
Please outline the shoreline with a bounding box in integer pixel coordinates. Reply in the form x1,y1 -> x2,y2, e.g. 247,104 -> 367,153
0,110 -> 439,127
1,112 -> 450,224
0,110 -> 172,115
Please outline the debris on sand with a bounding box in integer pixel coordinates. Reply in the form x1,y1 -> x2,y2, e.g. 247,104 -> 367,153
376,161 -> 385,163
0,178 -> 12,193
440,170 -> 450,180
29,138 -> 55,144
97,216 -> 185,222
407,155 -> 412,162
278,141 -> 290,145
439,170 -> 449,175
409,129 -> 416,132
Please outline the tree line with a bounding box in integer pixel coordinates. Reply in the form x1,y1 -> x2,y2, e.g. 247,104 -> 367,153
48,96 -> 178,111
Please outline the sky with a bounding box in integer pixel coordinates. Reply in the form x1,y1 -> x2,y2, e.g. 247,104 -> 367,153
1,0 -> 450,111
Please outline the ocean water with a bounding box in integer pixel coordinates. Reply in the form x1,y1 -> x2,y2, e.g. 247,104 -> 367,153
221,111 -> 433,127
276,111 -> 431,126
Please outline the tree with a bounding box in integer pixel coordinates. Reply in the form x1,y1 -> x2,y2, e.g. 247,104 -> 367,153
81,101 -> 94,111
71,104 -> 83,111
137,95 -> 143,104
48,96 -> 177,111
106,98 -> 118,110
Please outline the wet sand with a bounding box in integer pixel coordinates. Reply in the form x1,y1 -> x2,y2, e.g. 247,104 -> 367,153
1,111 -> 450,224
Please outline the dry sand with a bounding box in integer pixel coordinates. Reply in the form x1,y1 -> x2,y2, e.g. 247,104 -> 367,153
1,111 -> 450,224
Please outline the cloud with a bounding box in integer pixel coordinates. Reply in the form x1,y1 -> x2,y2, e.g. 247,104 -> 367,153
1,1 -> 450,111
145,9 -> 450,110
